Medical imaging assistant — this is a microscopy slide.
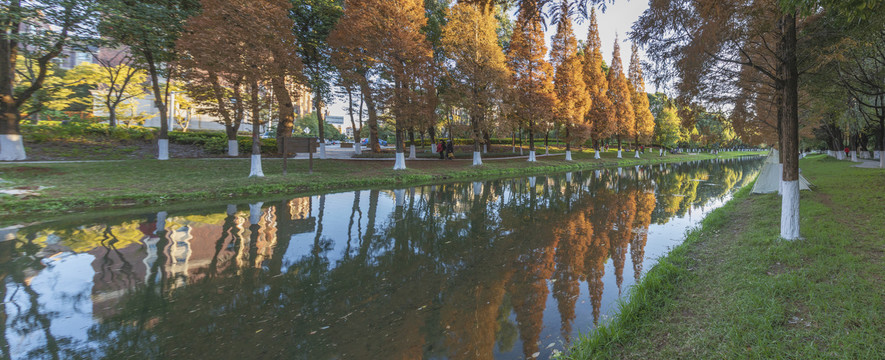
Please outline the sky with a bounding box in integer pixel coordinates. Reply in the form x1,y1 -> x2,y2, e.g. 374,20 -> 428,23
327,0 -> 652,118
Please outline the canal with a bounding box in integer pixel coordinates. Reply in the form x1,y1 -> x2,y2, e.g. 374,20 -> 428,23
1,157 -> 762,359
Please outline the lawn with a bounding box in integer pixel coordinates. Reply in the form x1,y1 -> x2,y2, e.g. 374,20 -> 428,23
564,154 -> 884,359
0,149 -> 761,222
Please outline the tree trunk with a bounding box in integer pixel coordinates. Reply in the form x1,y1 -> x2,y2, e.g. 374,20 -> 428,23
408,129 -> 416,159
314,94 -> 327,159
780,12 -> 800,240
472,116 -> 482,166
393,127 -> 406,170
357,75 -> 380,152
249,80 -> 264,177
272,77 -> 294,152
108,104 -> 117,128
145,52 -> 169,160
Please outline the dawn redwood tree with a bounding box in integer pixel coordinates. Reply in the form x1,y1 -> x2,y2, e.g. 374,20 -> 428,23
1,0 -> 99,161
550,0 -> 589,161
630,0 -> 837,239
628,43 -> 654,155
582,8 -> 614,159
506,7 -> 556,162
606,37 -> 634,158
441,2 -> 509,166
101,0 -> 200,161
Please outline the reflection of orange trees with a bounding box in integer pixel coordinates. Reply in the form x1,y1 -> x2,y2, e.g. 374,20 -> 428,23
631,191 -> 656,281
441,268 -> 512,359
507,213 -> 558,359
552,208 -> 592,339
611,188 -> 637,293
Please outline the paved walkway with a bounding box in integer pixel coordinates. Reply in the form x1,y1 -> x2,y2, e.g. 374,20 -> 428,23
853,159 -> 884,169
2,144 -> 568,164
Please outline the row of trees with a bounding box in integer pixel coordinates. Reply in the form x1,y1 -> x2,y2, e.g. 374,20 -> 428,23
630,0 -> 885,239
2,0 -> 665,170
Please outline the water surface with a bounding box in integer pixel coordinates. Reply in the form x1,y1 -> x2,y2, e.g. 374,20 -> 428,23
1,157 -> 762,359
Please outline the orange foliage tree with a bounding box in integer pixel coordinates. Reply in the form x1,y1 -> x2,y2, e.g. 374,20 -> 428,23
628,43 -> 655,147
441,2 -> 510,164
606,36 -> 635,154
582,8 -> 615,155
550,1 -> 590,158
506,8 -> 556,160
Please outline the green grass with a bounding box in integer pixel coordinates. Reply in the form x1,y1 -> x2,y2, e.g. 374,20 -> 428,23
0,150 -> 762,223
563,154 -> 884,359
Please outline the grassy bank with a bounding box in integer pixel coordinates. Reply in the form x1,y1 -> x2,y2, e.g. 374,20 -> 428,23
564,155 -> 884,359
0,150 -> 761,222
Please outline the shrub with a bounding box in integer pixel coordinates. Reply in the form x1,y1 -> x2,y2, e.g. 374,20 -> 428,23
22,122 -> 155,143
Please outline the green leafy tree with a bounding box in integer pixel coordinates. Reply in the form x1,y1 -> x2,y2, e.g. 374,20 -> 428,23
289,0 -> 343,159
100,0 -> 200,160
654,104 -> 683,150
1,0 -> 100,160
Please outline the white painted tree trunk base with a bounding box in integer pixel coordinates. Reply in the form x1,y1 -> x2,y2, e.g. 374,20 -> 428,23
851,152 -> 857,162
354,142 -> 362,155
319,143 -> 327,159
594,151 -> 601,159
473,181 -> 482,196
156,211 -> 167,233
227,204 -> 237,215
634,150 -> 640,158
528,176 -> 536,187
617,150 -> 622,158
565,172 -> 573,182
483,144 -> 488,153
250,154 -> 265,177
472,151 -> 483,166
659,149 -> 664,157
565,150 -> 572,161
527,150 -> 536,162
249,202 -> 264,224
780,180 -> 800,240
545,146 -> 549,155
393,152 -> 407,170
409,145 -> 416,159
0,134 -> 27,161
394,189 -> 405,207
228,140 -> 239,157
158,139 -> 169,160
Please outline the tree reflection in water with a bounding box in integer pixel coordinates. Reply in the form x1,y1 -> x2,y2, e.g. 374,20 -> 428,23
1,157 -> 762,360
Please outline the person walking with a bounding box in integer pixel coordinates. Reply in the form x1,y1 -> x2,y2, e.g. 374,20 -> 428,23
844,146 -> 850,159
446,140 -> 455,160
437,141 -> 445,160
